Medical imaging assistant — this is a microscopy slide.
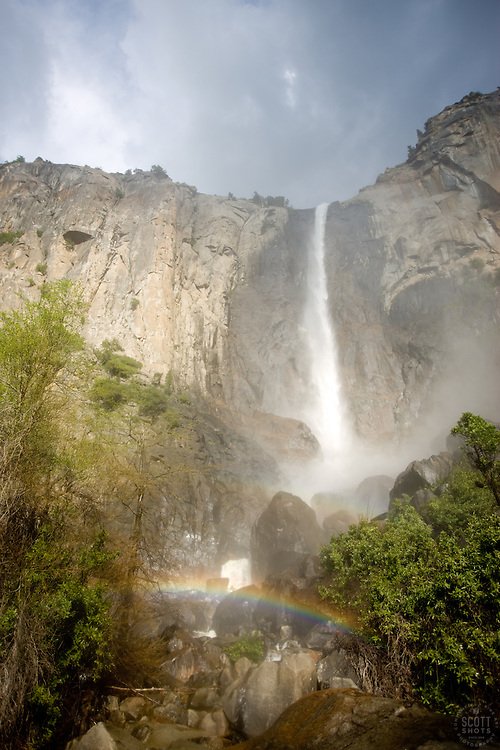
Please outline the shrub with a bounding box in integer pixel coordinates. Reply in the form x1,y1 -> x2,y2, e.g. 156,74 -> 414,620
95,340 -> 142,380
90,377 -> 132,410
0,230 -> 23,245
224,634 -> 265,663
36,262 -> 48,275
452,412 -> 500,505
469,256 -> 485,271
150,164 -> 168,177
137,385 -> 170,419
422,467 -> 495,533
105,353 -> 142,379
320,483 -> 500,712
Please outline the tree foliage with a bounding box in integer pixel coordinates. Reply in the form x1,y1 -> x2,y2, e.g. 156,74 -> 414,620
451,411 -> 500,504
320,414 -> 500,713
0,282 -> 116,748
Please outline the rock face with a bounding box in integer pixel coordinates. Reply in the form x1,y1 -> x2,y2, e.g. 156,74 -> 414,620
0,91 -> 499,447
326,90 -> 500,440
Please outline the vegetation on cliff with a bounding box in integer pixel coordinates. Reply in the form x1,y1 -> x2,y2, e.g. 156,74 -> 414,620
320,416 -> 500,713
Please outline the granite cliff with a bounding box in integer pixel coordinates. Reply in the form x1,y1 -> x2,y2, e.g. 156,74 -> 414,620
0,92 -> 499,554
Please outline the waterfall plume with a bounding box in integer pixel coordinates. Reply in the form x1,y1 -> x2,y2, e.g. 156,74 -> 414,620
303,203 -> 351,460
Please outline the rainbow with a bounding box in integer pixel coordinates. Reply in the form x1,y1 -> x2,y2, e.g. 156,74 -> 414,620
151,574 -> 356,636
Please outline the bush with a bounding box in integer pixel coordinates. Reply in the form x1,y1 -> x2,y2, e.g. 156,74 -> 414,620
90,377 -> 132,410
320,481 -> 500,712
0,230 -> 23,245
422,467 -> 495,534
0,282 -> 117,747
150,164 -> 168,177
224,635 -> 265,663
104,353 -> 142,379
469,256 -> 485,271
21,527 -> 114,746
95,340 -> 142,380
452,412 -> 500,505
137,384 -> 170,418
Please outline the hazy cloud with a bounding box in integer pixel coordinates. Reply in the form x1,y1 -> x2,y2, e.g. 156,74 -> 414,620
1,0 -> 499,207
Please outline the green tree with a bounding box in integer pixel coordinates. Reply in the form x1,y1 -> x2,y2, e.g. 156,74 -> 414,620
451,412 -> 500,504
320,502 -> 500,711
0,282 -> 115,748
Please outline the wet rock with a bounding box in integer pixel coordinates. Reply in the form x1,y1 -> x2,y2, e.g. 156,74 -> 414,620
212,585 -> 260,636
220,655 -> 254,696
221,658 -> 256,726
323,509 -> 358,539
353,475 -> 393,517
199,708 -> 230,737
146,723 -> 212,747
304,622 -> 346,652
156,594 -> 217,635
251,492 -> 323,580
152,700 -> 188,725
389,452 -> 454,505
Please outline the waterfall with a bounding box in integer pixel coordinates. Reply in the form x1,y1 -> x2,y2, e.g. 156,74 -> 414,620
302,203 -> 348,459
220,558 -> 251,591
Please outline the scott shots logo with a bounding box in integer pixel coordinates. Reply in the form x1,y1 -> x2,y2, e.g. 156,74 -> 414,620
454,703 -> 498,748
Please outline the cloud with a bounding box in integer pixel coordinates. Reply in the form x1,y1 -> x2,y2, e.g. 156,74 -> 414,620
1,0 -> 499,207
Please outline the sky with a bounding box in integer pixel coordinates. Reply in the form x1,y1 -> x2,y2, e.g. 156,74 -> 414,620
1,0 -> 499,209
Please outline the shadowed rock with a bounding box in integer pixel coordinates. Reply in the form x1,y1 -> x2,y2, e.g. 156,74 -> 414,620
251,492 -> 323,580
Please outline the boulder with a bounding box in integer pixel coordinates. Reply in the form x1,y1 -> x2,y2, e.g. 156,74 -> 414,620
212,585 -> 260,636
411,488 -> 437,514
389,452 -> 454,505
353,475 -> 393,517
252,573 -> 326,638
251,492 -> 323,580
198,708 -> 230,737
315,650 -> 360,689
304,622 -> 346,652
118,696 -> 146,721
159,628 -> 226,685
323,509 -> 357,539
223,650 -> 319,737
234,688 -> 463,750
67,722 -> 143,750
221,659 -> 255,726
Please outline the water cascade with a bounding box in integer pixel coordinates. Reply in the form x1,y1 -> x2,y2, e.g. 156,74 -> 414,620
220,558 -> 252,591
286,203 -> 356,500
303,203 -> 350,459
